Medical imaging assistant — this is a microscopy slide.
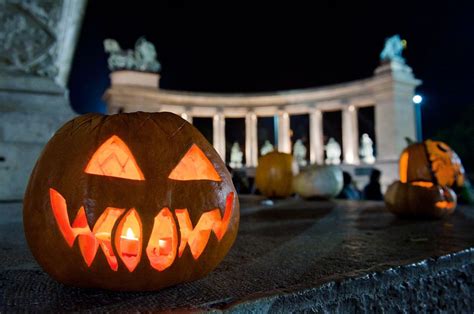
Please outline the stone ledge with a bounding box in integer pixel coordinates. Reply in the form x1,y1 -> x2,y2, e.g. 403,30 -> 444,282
226,248 -> 474,312
0,200 -> 473,312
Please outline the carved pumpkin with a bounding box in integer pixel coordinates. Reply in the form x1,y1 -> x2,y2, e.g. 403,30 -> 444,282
399,139 -> 465,188
293,165 -> 343,199
385,139 -> 463,218
23,112 -> 239,291
255,151 -> 295,198
384,181 -> 456,218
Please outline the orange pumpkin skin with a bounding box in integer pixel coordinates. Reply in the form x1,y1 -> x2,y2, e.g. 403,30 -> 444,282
255,151 -> 295,198
23,112 -> 239,291
384,181 -> 456,218
400,139 -> 465,188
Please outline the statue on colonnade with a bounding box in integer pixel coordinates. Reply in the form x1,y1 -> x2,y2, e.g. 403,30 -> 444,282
359,133 -> 375,164
293,139 -> 307,167
260,140 -> 274,156
230,142 -> 243,169
325,138 -> 341,165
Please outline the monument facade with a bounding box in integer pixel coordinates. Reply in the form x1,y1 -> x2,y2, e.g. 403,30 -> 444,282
103,35 -> 421,190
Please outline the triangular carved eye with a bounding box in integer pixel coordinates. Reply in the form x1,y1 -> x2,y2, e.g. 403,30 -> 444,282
168,144 -> 221,181
85,135 -> 145,181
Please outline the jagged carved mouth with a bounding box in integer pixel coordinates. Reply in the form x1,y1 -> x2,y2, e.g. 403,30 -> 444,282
49,189 -> 234,272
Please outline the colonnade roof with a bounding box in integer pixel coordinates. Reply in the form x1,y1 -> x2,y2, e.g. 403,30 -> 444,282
104,73 -> 380,108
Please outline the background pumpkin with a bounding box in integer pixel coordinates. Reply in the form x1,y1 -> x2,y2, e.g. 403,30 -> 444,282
400,139 -> 465,188
23,112 -> 239,291
384,181 -> 456,218
385,138 -> 463,218
293,165 -> 343,199
255,151 -> 296,198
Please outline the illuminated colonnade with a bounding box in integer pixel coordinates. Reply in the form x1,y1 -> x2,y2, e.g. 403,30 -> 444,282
104,60 -> 421,186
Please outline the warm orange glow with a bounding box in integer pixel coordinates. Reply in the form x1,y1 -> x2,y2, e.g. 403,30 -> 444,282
146,208 -> 178,271
168,144 -> 221,181
85,135 -> 145,181
411,181 -> 434,188
425,140 -> 465,187
175,192 -> 234,259
435,201 -> 456,209
50,188 -> 235,270
399,151 -> 409,183
50,188 -> 87,247
92,207 -> 125,271
115,209 -> 142,272
50,188 -> 96,266
50,189 -> 124,268
72,207 -> 97,267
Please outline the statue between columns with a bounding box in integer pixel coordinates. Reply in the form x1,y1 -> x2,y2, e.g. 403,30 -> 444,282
229,142 -> 243,169
325,138 -> 341,165
260,140 -> 274,156
359,133 -> 375,164
293,139 -> 307,167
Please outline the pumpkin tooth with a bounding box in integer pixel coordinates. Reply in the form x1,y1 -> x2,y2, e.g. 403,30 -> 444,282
175,192 -> 234,259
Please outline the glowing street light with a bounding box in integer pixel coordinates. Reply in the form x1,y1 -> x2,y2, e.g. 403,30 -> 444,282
413,94 -> 422,104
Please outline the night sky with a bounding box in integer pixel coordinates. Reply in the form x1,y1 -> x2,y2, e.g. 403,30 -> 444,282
68,1 -> 474,166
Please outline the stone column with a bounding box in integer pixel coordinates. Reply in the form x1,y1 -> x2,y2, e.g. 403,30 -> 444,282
342,105 -> 359,164
276,110 -> 291,153
373,61 -> 422,161
0,0 -> 87,200
309,109 -> 324,164
213,112 -> 226,160
245,111 -> 258,167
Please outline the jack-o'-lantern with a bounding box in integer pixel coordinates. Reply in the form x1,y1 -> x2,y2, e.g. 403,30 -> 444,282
384,181 -> 456,218
385,139 -> 462,218
255,151 -> 296,198
399,139 -> 465,188
23,112 -> 239,291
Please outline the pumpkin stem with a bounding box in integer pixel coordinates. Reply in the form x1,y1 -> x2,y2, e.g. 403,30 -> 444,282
404,137 -> 416,146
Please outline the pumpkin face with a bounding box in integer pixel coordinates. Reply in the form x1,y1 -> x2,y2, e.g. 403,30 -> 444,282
385,139 -> 462,218
255,151 -> 295,198
293,165 -> 343,199
23,112 -> 239,291
400,139 -> 465,188
384,181 -> 456,218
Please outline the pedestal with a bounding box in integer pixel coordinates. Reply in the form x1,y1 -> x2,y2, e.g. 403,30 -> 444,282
373,61 -> 422,161
0,0 -> 87,200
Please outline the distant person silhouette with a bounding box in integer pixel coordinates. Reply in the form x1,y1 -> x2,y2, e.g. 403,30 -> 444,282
226,165 -> 250,194
337,171 -> 361,200
363,169 -> 383,200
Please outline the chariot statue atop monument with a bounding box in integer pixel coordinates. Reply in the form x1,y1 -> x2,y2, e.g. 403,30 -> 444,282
104,37 -> 161,72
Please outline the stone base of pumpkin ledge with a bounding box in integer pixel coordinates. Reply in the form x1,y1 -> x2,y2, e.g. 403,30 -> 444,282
0,199 -> 473,312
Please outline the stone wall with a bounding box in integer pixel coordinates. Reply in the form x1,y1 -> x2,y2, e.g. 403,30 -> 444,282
0,0 -> 87,200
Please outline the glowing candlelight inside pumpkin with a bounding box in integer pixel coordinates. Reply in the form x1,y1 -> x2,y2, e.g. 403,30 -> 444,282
158,238 -> 172,255
120,227 -> 139,257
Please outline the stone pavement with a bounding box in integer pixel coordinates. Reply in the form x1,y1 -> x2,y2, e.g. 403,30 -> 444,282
1,196 -> 473,312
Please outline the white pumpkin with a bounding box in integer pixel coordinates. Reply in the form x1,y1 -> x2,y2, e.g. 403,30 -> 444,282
293,165 -> 343,199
